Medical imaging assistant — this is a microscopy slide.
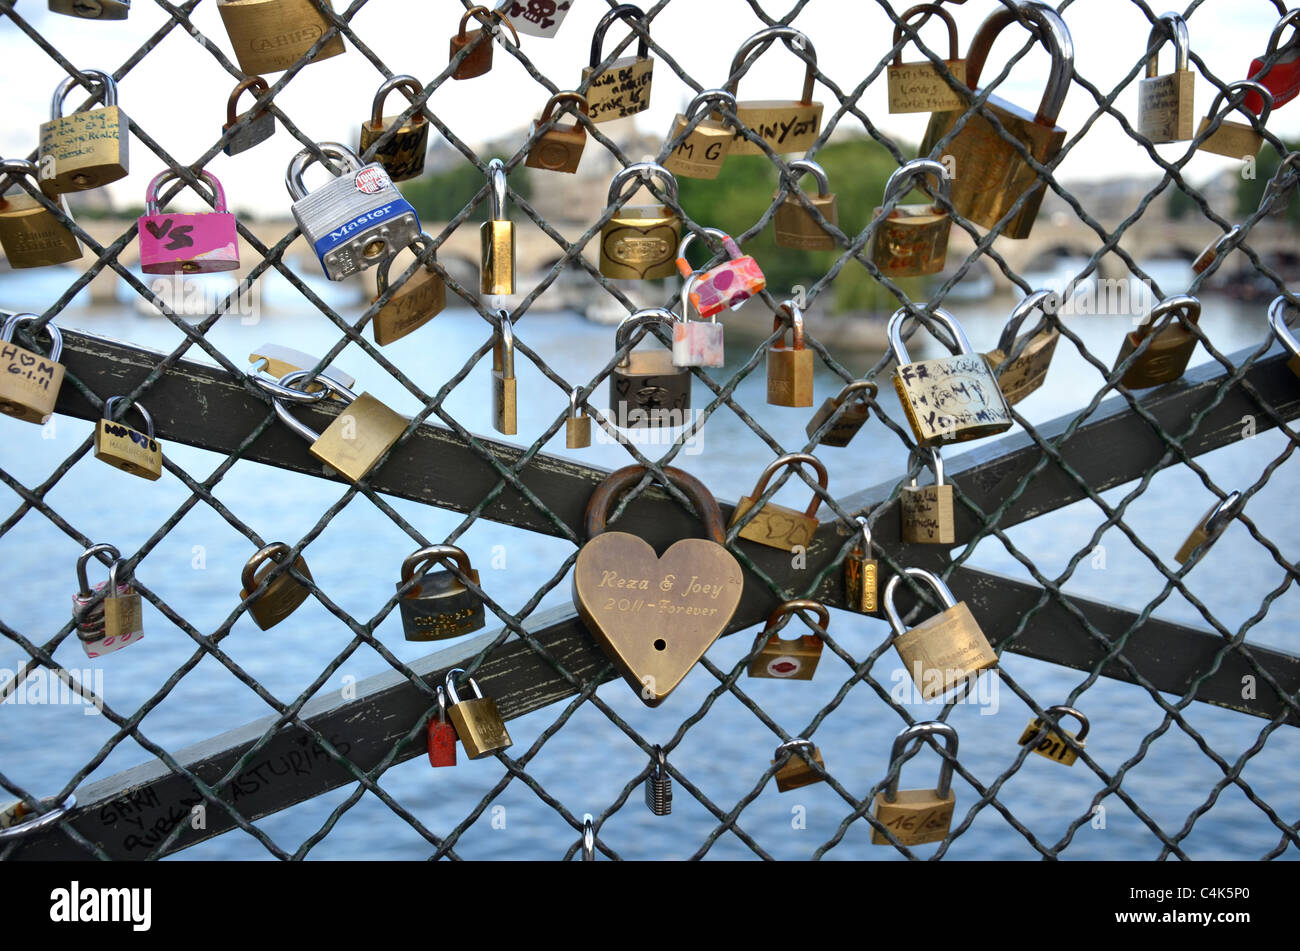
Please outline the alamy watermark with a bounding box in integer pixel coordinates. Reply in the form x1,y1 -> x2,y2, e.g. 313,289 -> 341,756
1,667 -> 104,715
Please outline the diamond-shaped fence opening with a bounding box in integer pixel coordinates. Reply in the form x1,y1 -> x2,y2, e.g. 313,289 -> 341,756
0,0 -> 1297,862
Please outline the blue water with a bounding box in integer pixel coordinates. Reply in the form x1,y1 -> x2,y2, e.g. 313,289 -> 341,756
1,262 -> 1297,860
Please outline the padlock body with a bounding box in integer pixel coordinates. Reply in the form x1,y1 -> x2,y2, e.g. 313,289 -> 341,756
1138,69 -> 1195,143
139,210 -> 239,274
663,114 -> 730,179
689,257 -> 766,318
1018,719 -> 1081,766
984,329 -> 1059,405
1113,324 -> 1198,388
581,56 -> 654,122
1174,498 -> 1227,564
373,267 -> 445,345
893,353 -> 1012,447
449,29 -> 494,79
565,414 -> 592,448
446,695 -> 512,758
291,164 -> 421,281
1246,52 -> 1300,113
920,94 -> 1066,238
871,789 -> 955,845
805,394 -> 870,447
309,391 -> 407,483
731,100 -> 823,155
240,555 -> 312,630
0,343 -> 64,424
901,484 -> 955,544
48,0 -> 130,18
870,204 -> 951,276
524,123 -> 586,173
38,107 -> 129,195
94,418 -> 163,480
359,116 -> 429,182
772,747 -> 824,792
223,110 -> 276,156
398,567 -> 485,641
644,767 -> 672,815
730,497 -> 818,552
894,601 -> 997,700
493,370 -> 517,435
1195,116 -> 1263,158
672,320 -> 725,368
427,719 -> 458,767
608,349 -> 691,427
480,220 -> 515,295
748,632 -> 822,680
599,205 -> 680,280
774,191 -> 838,250
844,553 -> 879,613
887,59 -> 968,114
73,582 -> 144,658
766,345 -> 814,407
0,191 -> 83,267
217,0 -> 345,74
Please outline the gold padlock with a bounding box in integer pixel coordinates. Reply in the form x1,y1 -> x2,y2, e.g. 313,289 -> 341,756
1018,705 -> 1088,767
806,380 -> 878,448
771,738 -> 826,793
492,310 -> 517,435
918,4 -> 1072,238
39,70 -> 129,195
1174,490 -> 1243,564
217,0 -> 345,75
94,397 -> 163,481
884,568 -> 997,700
871,159 -> 952,277
1196,81 -> 1271,158
0,159 -> 83,268
0,314 -> 65,425
730,452 -> 828,552
871,721 -> 958,846
444,668 -> 512,758
358,75 -> 430,182
1137,12 -> 1196,143
900,448 -> 955,545
566,387 -> 592,448
525,92 -> 588,174
748,600 -> 827,681
1269,295 -> 1300,379
480,158 -> 515,295
887,4 -> 968,114
844,515 -> 879,615
372,234 -> 446,346
662,89 -> 735,180
773,159 -> 838,250
767,300 -> 814,407
600,162 -> 681,280
983,290 -> 1061,405
239,543 -> 313,631
581,3 -> 655,123
1112,294 -> 1202,389
726,26 -> 823,154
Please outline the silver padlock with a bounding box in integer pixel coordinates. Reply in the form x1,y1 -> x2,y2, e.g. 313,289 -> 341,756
48,0 -> 129,18
285,142 -> 421,281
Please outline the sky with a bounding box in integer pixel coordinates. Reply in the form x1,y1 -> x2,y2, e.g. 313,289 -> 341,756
2,0 -> 1297,214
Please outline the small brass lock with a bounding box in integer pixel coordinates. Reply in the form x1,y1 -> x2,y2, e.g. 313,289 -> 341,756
444,668 -> 512,758
0,314 -> 65,425
662,89 -> 735,180
1268,295 -> 1300,379
1112,294 -> 1202,389
566,387 -> 592,448
222,76 -> 275,156
1018,705 -> 1089,767
0,159 -> 83,268
39,70 -> 129,195
748,599 -> 828,681
887,3 -> 967,114
480,158 -> 515,295
216,0 -> 344,74
492,310 -> 518,435
608,308 -> 691,428
449,6 -> 518,80
766,300 -> 814,407
581,4 -> 655,122
94,397 -> 163,481
72,544 -> 144,658
844,515 -> 879,615
871,721 -> 958,846
773,159 -> 838,250
397,545 -> 486,641
805,380 -> 878,448
359,75 -> 430,182
239,543 -> 313,631
1138,12 -> 1196,143
525,92 -> 588,173
884,568 -> 997,701
726,26 -> 823,154
1191,225 -> 1243,276
730,452 -> 828,552
1197,81 -> 1271,158
900,447 -> 955,545
771,738 -> 825,792
372,233 -> 446,346
600,162 -> 681,280
983,290 -> 1061,405
871,159 -> 952,278
1174,490 -> 1243,565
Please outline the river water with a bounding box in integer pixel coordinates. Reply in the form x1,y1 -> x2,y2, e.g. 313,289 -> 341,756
1,259 -> 1297,860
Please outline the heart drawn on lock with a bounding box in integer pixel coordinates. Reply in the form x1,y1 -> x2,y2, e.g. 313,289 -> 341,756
573,532 -> 743,705
603,225 -> 676,278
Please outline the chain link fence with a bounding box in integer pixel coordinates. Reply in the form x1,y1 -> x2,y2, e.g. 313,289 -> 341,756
0,0 -> 1298,861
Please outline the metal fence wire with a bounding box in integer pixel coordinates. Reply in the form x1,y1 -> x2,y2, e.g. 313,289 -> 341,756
0,0 -> 1298,861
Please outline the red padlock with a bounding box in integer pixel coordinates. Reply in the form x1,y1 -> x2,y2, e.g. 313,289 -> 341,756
138,170 -> 239,274
427,685 -> 458,767
674,228 -> 765,319
1246,9 -> 1300,113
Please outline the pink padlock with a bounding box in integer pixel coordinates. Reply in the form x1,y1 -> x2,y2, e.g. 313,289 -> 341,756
674,228 -> 766,320
672,270 -> 725,368
138,169 -> 239,274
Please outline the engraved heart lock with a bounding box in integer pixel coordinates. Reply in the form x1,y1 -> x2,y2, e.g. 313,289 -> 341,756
572,465 -> 744,706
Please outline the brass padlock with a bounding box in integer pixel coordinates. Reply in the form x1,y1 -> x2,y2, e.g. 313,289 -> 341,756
773,159 -> 838,251
888,306 -> 1012,447
1174,490 -> 1243,565
359,75 -> 430,182
0,314 -> 65,424
1269,295 -> 1300,378
581,3 -> 654,122
222,77 -> 276,156
449,6 -> 519,80
217,0 -> 345,74
480,158 -> 515,295
1018,705 -> 1088,767
372,233 -> 446,346
887,3 -> 967,114
726,26 -> 823,154
1112,294 -> 1202,389
1191,225 -> 1243,276
767,300 -> 814,407
918,3 -> 1072,238
983,290 -> 1061,405
748,599 -> 827,681
1197,81 -> 1271,158
39,70 -> 129,195
844,516 -> 879,614
1138,12 -> 1196,143
492,310 -> 517,435
871,158 -> 952,277
871,721 -> 958,846
397,546 -> 486,641
266,369 -> 407,484
566,387 -> 592,448
444,668 -> 512,758
94,397 -> 163,481
900,448 -> 955,545
73,545 -> 145,658
662,89 -> 735,180
239,543 -> 313,631
525,92 -> 588,173
771,738 -> 825,793
0,159 -> 83,267
608,308 -> 691,428
730,452 -> 828,552
806,380 -> 878,448
600,162 -> 681,280
884,568 -> 997,700
644,745 -> 672,816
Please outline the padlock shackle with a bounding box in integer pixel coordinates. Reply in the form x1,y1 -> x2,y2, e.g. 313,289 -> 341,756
892,3 -> 960,67
50,69 -> 117,120
584,464 -> 728,544
1144,12 -> 1190,79
747,451 -> 829,520
486,158 -> 508,220
445,666 -> 485,706
674,227 -> 734,275
887,307 -> 973,366
1268,295 -> 1300,361
831,379 -> 879,409
614,307 -> 676,355
773,737 -> 816,759
538,91 -> 589,125
286,143 -> 364,202
1036,704 -> 1090,743
996,289 -> 1060,354
227,76 -> 270,126
855,514 -> 873,553
493,310 -> 515,376
581,816 -> 595,861
963,2 -> 1074,126
679,270 -> 713,323
883,567 -> 959,639
907,446 -> 945,489
269,369 -> 362,445
607,162 -> 678,206
1203,490 -> 1244,538
772,300 -> 806,352
241,542 -> 294,593
0,795 -> 76,843
108,557 -> 131,593
727,27 -> 819,104
589,3 -> 649,69
684,88 -> 737,122
401,544 -> 474,586
102,396 -> 155,440
76,542 -> 121,596
370,74 -> 427,127
144,169 -> 227,216
884,720 -> 959,802
0,314 -> 63,362
436,684 -> 449,724
1130,293 -> 1201,343
882,158 -> 950,207
247,367 -> 336,405
0,159 -> 41,198
781,159 -> 830,197
376,233 -> 436,296
1206,79 -> 1274,128
1261,7 -> 1300,59
762,598 -> 830,637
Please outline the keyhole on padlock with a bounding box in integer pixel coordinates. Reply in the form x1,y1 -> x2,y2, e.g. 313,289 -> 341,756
654,639 -> 666,651
364,240 -> 386,259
